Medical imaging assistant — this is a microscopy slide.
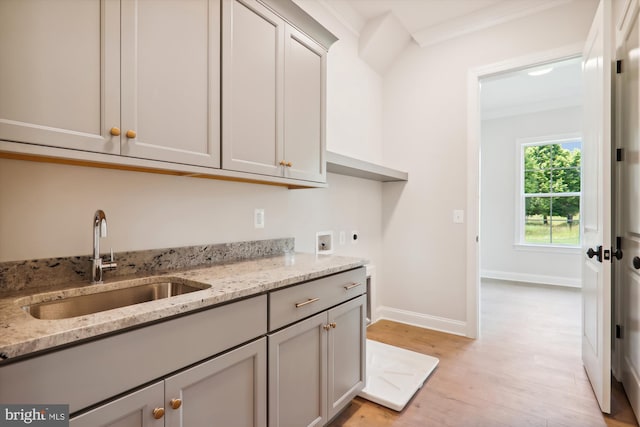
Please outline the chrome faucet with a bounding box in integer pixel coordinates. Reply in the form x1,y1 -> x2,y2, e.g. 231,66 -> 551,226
92,209 -> 117,284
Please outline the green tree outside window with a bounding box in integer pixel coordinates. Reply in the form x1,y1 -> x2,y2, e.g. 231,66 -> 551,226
523,141 -> 581,245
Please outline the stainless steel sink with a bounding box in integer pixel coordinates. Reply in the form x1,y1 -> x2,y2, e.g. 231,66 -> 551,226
22,278 -> 211,320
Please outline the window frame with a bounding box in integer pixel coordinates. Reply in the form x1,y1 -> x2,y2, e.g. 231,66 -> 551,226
515,133 -> 582,250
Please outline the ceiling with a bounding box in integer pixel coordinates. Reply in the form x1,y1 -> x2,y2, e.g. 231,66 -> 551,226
319,0 -> 573,47
480,52 -> 583,119
313,0 -> 583,117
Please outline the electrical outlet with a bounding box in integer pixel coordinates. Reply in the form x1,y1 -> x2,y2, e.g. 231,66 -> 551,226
453,210 -> 464,224
254,209 -> 265,229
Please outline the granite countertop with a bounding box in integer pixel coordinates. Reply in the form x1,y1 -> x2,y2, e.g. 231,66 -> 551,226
0,253 -> 365,361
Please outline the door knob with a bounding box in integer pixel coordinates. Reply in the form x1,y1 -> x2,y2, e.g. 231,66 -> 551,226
633,256 -> 640,270
586,246 -> 603,263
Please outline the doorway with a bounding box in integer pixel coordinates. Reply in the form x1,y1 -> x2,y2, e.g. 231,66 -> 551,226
479,56 -> 583,293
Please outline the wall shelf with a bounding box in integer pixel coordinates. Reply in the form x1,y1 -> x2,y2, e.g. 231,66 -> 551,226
326,151 -> 408,182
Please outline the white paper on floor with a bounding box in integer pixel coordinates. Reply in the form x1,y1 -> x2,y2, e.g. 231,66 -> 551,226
358,339 -> 439,411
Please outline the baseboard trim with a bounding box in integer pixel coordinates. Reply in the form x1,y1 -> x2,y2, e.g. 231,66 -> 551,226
376,306 -> 467,337
481,270 -> 581,288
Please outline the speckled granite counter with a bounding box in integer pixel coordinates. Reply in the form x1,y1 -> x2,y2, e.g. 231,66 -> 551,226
0,252 -> 365,361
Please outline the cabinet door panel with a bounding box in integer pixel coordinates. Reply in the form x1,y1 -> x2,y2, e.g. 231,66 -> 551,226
0,0 -> 119,153
269,312 -> 327,427
121,0 -> 220,167
222,0 -> 283,176
70,382 -> 164,427
283,27 -> 325,182
165,338 -> 266,427
328,295 -> 366,419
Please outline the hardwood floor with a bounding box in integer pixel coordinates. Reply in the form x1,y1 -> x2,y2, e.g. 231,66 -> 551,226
329,280 -> 639,427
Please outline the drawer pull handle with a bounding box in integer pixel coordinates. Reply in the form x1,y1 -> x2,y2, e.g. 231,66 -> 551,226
330,322 -> 337,328
295,297 -> 320,308
344,283 -> 362,291
170,398 -> 182,410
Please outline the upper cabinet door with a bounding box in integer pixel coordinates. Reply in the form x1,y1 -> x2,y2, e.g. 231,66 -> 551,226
222,0 -> 284,177
120,0 -> 221,168
283,27 -> 326,183
0,0 -> 120,154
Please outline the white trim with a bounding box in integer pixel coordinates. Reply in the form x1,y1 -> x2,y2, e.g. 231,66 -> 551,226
481,269 -> 581,288
513,243 -> 581,253
376,306 -> 467,337
412,0 -> 572,48
467,42 -> 585,342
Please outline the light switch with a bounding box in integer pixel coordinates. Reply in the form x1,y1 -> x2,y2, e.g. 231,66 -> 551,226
453,209 -> 464,224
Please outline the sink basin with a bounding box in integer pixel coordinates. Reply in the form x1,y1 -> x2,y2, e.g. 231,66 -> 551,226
22,278 -> 211,320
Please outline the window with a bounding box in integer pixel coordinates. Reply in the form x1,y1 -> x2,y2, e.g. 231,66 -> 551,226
519,138 -> 581,246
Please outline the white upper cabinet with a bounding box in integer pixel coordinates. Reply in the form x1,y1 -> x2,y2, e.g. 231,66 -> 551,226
120,0 -> 220,168
283,26 -> 325,182
0,0 -> 335,186
0,0 -> 220,168
222,0 -> 330,183
0,0 -> 120,154
222,0 -> 284,177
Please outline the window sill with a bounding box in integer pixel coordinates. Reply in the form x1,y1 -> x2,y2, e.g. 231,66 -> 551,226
513,243 -> 581,254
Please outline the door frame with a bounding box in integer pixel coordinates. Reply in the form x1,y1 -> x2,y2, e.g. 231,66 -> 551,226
466,42 -> 586,339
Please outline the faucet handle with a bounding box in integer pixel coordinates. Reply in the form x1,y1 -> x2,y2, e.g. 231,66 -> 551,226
102,248 -> 117,271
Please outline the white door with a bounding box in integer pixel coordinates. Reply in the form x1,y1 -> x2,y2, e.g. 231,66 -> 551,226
581,0 -> 612,414
618,0 -> 640,421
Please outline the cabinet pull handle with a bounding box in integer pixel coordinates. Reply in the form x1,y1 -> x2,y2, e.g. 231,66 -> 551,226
279,160 -> 287,166
109,127 -> 121,136
344,283 -> 361,291
323,324 -> 331,331
126,129 -> 137,139
286,162 -> 293,167
295,297 -> 319,308
152,408 -> 165,419
330,322 -> 337,329
170,398 -> 182,410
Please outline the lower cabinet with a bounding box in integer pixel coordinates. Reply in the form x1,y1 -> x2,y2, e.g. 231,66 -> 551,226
268,295 -> 366,427
71,337 -> 267,427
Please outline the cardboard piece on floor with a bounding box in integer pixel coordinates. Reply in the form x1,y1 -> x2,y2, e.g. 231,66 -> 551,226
358,339 -> 439,411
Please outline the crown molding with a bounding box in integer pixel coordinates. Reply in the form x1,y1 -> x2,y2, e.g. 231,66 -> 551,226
412,0 -> 573,48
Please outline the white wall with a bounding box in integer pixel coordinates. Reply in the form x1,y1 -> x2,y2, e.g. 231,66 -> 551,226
0,160 -> 381,262
380,0 -> 598,334
294,0 -> 384,164
0,2 -> 384,284
480,106 -> 582,287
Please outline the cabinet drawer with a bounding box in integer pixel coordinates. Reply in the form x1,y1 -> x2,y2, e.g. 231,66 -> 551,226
269,267 -> 365,331
0,294 -> 267,413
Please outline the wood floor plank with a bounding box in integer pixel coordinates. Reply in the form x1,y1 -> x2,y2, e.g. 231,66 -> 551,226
328,280 -> 639,427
